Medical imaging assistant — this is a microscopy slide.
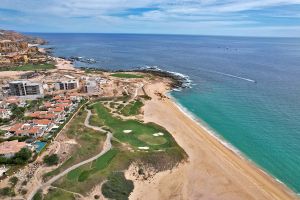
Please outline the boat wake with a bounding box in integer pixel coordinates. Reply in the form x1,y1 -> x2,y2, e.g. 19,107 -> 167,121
200,68 -> 256,83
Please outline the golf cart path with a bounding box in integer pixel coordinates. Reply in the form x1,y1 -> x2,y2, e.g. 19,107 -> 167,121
28,109 -> 112,200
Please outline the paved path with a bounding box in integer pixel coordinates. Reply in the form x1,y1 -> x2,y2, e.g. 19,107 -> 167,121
28,109 -> 112,200
84,109 -> 108,133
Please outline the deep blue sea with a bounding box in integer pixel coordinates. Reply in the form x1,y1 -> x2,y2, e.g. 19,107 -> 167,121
33,33 -> 300,193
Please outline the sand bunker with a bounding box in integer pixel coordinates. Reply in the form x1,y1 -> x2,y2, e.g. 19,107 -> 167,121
123,130 -> 132,133
64,139 -> 77,144
153,132 -> 164,136
138,146 -> 149,150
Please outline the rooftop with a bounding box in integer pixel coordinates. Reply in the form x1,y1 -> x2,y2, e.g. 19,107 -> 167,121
0,140 -> 27,155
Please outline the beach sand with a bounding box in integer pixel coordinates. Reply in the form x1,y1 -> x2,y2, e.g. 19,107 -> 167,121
129,80 -> 298,200
53,57 -> 77,71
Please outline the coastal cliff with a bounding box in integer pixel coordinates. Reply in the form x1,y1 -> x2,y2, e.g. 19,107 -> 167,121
0,29 -> 49,67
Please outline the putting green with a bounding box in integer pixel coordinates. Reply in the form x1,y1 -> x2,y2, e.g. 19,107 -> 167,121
137,134 -> 167,145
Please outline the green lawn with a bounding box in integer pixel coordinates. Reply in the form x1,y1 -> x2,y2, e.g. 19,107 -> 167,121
0,63 -> 55,71
120,100 -> 143,116
111,73 -> 144,78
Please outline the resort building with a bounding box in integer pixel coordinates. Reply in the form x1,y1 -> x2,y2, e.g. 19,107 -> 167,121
9,80 -> 44,99
0,140 -> 27,158
83,79 -> 99,94
55,79 -> 79,91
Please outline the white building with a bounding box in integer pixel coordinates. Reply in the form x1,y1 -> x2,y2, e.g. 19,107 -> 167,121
83,79 -> 99,94
9,80 -> 44,99
55,79 -> 79,91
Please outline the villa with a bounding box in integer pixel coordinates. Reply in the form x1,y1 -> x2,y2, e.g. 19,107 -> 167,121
32,119 -> 53,130
8,123 -> 44,138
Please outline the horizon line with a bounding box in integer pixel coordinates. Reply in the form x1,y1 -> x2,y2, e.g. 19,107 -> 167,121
22,31 -> 300,39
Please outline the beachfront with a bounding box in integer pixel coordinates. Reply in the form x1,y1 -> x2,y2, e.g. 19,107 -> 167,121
129,80 -> 298,200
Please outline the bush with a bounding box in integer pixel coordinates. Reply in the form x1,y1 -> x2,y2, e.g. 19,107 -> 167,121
9,176 -> 18,187
22,180 -> 28,186
20,188 -> 27,195
13,148 -> 32,164
0,187 -> 15,197
10,104 -> 25,119
33,190 -> 43,200
0,148 -> 32,165
7,135 -> 30,142
43,154 -> 59,166
101,172 -> 134,200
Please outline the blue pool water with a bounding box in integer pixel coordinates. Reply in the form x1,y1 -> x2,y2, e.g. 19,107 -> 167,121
34,141 -> 47,153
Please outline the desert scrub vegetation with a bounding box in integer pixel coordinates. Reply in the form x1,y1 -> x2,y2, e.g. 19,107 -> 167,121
101,172 -> 134,200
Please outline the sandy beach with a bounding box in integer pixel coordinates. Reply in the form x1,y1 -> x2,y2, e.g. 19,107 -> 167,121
53,57 -> 77,71
129,79 -> 298,200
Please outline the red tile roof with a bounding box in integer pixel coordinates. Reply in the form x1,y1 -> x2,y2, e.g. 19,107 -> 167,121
9,123 -> 23,132
28,111 -> 56,119
43,102 -> 53,108
50,107 -> 64,113
33,119 -> 52,126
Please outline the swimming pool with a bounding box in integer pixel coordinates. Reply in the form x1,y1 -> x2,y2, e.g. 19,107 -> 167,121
34,141 -> 47,153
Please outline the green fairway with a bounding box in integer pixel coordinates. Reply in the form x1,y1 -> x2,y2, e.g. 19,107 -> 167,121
89,111 -> 104,127
43,188 -> 75,200
43,110 -> 106,181
92,102 -> 177,150
0,63 -> 55,71
54,148 -> 185,196
111,73 -> 144,78
48,100 -> 186,198
66,149 -> 118,182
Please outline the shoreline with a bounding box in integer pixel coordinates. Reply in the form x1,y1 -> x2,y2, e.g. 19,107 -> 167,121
12,52 -> 297,198
49,57 -> 299,198
167,92 -> 298,196
134,80 -> 298,200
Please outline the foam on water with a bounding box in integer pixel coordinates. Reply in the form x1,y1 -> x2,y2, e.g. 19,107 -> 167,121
141,65 -> 193,89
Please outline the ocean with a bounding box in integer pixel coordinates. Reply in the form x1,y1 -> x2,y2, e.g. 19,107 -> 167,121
33,33 -> 300,193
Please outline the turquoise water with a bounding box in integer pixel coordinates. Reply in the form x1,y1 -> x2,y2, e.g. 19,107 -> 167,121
172,78 -> 300,193
34,141 -> 47,153
33,33 -> 300,193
